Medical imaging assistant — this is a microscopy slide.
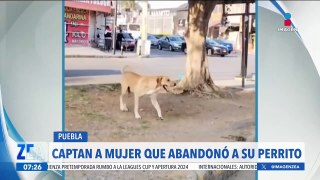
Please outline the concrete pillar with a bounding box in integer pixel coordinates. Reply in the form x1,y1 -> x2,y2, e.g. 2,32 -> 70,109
141,1 -> 147,41
137,1 -> 150,57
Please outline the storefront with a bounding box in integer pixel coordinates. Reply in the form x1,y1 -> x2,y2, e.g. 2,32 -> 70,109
65,0 -> 112,46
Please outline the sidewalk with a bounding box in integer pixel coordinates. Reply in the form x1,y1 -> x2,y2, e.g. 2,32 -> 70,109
65,47 -> 255,91
65,47 -> 137,58
65,75 -> 255,91
65,47 -> 255,58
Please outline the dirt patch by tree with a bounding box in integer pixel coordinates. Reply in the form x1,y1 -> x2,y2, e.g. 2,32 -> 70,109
65,84 -> 255,179
66,84 -> 255,142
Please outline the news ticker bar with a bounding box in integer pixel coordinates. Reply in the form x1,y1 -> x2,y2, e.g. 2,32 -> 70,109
16,162 -> 305,171
16,142 -> 305,164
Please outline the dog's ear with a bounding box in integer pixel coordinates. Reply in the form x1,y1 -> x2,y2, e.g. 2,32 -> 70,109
156,77 -> 163,88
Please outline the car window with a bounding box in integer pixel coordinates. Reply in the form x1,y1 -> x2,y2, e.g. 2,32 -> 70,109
122,33 -> 133,39
207,39 -> 218,45
148,35 -> 156,40
169,36 -> 179,41
155,35 -> 162,39
213,40 -> 221,44
159,36 -> 166,40
216,39 -> 231,44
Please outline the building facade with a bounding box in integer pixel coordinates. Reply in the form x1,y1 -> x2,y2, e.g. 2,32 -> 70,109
147,9 -> 176,35
173,4 -> 188,36
64,0 -> 113,47
105,2 -> 255,51
171,3 -> 256,51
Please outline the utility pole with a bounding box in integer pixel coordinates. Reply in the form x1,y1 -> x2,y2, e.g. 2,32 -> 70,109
113,0 -> 118,55
104,12 -> 106,51
241,2 -> 249,88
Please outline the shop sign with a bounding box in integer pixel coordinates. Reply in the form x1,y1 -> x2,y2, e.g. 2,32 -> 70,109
64,7 -> 89,45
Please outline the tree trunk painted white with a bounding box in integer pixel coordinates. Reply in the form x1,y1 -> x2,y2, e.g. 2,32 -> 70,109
178,1 -> 217,93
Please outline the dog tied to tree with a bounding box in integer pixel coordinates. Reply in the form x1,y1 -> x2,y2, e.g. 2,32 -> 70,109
120,66 -> 177,120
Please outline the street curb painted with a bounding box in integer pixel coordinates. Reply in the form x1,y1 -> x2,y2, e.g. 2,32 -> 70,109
65,55 -> 131,58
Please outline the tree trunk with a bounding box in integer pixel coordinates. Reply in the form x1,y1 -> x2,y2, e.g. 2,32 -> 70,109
177,0 -> 223,96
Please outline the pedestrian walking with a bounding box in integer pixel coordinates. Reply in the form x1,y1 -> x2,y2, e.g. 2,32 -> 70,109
116,29 -> 124,50
104,26 -> 112,52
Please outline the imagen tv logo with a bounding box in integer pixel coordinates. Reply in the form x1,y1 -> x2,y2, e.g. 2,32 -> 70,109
278,13 -> 298,32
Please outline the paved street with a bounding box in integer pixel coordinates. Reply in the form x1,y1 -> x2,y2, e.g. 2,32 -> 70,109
65,48 -> 255,88
147,47 -> 186,57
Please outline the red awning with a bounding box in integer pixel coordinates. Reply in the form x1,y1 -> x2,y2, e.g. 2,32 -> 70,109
65,1 -> 112,13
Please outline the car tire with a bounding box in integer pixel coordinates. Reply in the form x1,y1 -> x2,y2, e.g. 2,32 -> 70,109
158,44 -> 162,50
220,54 -> 225,57
169,45 -> 174,51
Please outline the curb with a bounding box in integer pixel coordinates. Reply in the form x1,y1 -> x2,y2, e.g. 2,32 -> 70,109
65,55 -> 152,58
228,86 -> 255,92
65,55 -> 130,58
65,80 -> 256,89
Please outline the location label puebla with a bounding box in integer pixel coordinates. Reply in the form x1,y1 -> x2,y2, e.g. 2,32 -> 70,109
54,131 -> 88,142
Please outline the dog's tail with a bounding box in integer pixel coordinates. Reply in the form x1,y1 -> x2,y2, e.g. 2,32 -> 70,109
121,65 -> 131,73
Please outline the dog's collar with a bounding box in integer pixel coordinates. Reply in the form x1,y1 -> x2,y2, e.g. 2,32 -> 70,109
162,85 -> 169,92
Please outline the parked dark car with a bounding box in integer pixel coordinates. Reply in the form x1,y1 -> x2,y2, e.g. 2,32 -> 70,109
117,32 -> 136,51
206,39 -> 228,57
135,34 -> 159,48
158,35 -> 185,51
182,39 -> 228,57
213,39 -> 233,54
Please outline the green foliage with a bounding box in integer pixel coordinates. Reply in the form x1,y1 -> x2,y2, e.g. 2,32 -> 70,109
120,0 -> 138,12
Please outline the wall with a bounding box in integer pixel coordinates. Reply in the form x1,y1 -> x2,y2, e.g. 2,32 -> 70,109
89,11 -> 96,43
173,11 -> 188,35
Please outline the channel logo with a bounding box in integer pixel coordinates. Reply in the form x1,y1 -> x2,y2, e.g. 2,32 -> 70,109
17,143 -> 46,161
278,12 -> 297,32
284,13 -> 291,26
17,144 -> 34,160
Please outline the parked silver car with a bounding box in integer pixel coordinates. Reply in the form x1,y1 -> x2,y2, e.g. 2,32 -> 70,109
158,36 -> 185,51
135,34 -> 159,48
206,39 -> 228,57
148,34 -> 159,47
